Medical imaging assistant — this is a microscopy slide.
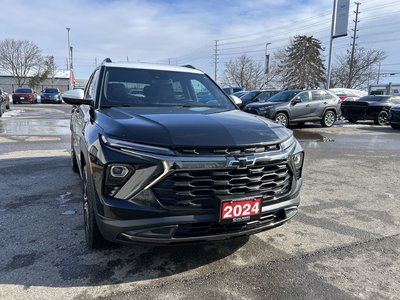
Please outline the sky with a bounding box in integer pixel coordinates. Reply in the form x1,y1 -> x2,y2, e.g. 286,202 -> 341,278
1,0 -> 399,86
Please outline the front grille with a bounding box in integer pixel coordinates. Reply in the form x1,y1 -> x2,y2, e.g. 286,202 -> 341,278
152,160 -> 292,210
174,144 -> 280,156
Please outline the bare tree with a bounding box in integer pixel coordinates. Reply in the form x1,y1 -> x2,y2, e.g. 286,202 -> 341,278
28,56 -> 58,91
222,55 -> 264,90
0,39 -> 43,87
45,56 -> 58,86
331,47 -> 386,89
277,35 -> 325,89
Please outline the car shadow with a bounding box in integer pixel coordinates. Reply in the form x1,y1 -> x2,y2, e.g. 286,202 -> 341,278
0,156 -> 249,288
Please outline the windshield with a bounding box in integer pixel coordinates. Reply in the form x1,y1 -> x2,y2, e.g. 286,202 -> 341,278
240,91 -> 261,101
267,90 -> 300,102
44,88 -> 59,93
100,67 -> 235,109
15,88 -> 33,93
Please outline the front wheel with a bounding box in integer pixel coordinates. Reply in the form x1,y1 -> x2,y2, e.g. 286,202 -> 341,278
321,110 -> 336,127
374,111 -> 389,126
82,165 -> 107,250
274,113 -> 289,127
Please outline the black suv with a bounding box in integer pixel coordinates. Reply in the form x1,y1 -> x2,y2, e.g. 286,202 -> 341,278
244,89 -> 340,127
62,60 -> 304,249
341,95 -> 400,125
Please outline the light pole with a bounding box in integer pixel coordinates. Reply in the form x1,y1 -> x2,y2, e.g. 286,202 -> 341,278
66,27 -> 71,89
264,42 -> 272,88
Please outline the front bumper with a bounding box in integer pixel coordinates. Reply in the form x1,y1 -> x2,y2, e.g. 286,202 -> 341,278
96,187 -> 301,244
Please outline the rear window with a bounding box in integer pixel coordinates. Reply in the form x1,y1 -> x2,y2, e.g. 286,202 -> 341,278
15,88 -> 33,93
100,67 -> 235,109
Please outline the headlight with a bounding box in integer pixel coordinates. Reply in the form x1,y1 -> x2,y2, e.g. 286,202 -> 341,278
292,152 -> 304,179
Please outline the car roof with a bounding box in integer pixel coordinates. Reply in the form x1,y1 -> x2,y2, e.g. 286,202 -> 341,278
102,62 -> 205,75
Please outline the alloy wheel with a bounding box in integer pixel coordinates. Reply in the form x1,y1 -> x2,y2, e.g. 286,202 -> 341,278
324,111 -> 336,127
275,114 -> 288,127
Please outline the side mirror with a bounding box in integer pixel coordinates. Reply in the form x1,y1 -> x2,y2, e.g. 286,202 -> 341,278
253,98 -> 260,102
62,89 -> 92,106
292,97 -> 301,105
230,95 -> 242,106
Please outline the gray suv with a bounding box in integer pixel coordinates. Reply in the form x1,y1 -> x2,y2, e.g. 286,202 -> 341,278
244,89 -> 340,127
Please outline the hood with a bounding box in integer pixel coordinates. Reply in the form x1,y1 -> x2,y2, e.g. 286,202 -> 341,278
97,107 -> 292,148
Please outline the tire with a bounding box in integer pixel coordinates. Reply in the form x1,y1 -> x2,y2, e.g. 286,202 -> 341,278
321,110 -> 336,127
390,123 -> 400,129
274,112 -> 289,127
71,141 -> 79,173
82,165 -> 107,250
374,111 -> 389,126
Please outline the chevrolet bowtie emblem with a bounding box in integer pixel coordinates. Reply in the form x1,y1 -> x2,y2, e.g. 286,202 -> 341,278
228,157 -> 256,168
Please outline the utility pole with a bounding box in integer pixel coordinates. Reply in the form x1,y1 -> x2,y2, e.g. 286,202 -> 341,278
264,42 -> 272,88
377,62 -> 381,84
214,40 -> 219,82
348,2 -> 361,88
66,27 -> 71,90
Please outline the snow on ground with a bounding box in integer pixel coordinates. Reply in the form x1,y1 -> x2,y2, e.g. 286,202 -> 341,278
1,109 -> 25,118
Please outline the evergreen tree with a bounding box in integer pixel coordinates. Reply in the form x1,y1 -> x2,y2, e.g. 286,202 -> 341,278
278,35 -> 326,89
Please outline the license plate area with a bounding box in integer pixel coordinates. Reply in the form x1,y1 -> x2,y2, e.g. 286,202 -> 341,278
220,196 -> 262,224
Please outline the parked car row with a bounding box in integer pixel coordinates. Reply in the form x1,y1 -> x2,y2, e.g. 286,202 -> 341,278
232,87 -> 399,130
0,87 -> 63,107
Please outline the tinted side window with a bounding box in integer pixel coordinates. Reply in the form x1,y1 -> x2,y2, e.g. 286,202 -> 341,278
311,91 -> 324,101
298,91 -> 310,102
85,69 -> 100,100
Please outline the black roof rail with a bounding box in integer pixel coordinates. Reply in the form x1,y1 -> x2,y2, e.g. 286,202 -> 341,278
181,64 -> 196,69
102,58 -> 112,64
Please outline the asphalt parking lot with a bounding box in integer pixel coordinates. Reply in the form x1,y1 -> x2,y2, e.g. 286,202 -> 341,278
0,104 -> 400,299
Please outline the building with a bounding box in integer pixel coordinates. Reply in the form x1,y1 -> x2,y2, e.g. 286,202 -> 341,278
0,70 -> 86,94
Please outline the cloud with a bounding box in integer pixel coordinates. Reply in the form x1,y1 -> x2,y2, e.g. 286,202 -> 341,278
0,0 -> 398,83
